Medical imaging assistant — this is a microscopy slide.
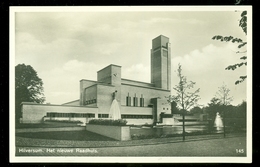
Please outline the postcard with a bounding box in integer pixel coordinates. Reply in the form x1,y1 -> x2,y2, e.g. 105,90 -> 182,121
10,6 -> 252,163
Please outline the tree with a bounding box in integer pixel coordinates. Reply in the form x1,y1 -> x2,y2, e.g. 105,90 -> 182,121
168,64 -> 200,140
190,106 -> 203,115
214,83 -> 233,136
15,64 -> 45,124
169,64 -> 200,112
215,83 -> 233,106
236,100 -> 246,118
234,101 -> 247,129
171,101 -> 180,114
212,11 -> 247,85
204,97 -> 222,131
206,97 -> 221,118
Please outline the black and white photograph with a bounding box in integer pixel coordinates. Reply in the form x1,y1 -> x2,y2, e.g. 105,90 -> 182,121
9,6 -> 252,163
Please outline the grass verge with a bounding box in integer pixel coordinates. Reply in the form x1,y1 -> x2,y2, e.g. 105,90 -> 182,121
16,130 -> 116,141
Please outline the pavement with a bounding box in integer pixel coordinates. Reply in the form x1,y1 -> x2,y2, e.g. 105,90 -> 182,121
15,133 -> 246,154
15,135 -> 247,160
16,133 -> 222,147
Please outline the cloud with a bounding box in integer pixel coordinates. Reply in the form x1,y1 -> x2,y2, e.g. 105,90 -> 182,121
39,60 -> 103,104
38,44 -> 246,106
43,61 -> 150,104
14,11 -> 248,106
171,44 -> 246,106
123,63 -> 150,82
142,17 -> 205,26
92,42 -> 123,56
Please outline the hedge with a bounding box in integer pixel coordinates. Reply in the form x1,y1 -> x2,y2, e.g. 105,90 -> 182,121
88,119 -> 127,126
45,119 -> 83,124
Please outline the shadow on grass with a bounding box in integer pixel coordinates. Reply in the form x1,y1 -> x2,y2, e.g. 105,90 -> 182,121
16,130 -> 116,141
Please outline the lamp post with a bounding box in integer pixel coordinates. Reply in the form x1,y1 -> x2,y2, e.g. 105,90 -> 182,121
182,109 -> 185,141
223,109 -> 226,138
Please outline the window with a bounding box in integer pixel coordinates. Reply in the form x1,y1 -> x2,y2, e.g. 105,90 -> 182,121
98,114 -> 109,118
46,112 -> 95,118
133,97 -> 138,106
90,114 -> 95,118
63,113 -> 69,117
85,113 -> 95,118
121,115 -> 153,119
74,113 -> 84,117
85,98 -> 97,105
126,96 -> 131,106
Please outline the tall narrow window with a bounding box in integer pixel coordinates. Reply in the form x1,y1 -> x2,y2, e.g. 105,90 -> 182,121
133,93 -> 138,107
140,94 -> 144,107
126,93 -> 131,106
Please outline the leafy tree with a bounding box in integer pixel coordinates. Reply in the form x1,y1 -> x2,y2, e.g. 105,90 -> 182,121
168,64 -> 200,140
171,101 -> 180,114
204,97 -> 221,130
205,96 -> 246,131
15,64 -> 45,124
208,97 -> 221,106
229,101 -> 246,129
190,106 -> 203,115
212,11 -> 247,84
205,97 -> 221,119
236,100 -> 246,118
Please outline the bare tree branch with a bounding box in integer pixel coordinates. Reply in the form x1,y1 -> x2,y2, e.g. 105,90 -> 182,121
169,64 -> 200,112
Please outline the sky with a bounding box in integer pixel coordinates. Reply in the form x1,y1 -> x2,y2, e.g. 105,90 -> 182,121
13,7 -> 250,107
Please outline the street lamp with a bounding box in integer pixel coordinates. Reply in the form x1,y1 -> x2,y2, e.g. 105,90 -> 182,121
223,109 -> 226,138
182,109 -> 186,141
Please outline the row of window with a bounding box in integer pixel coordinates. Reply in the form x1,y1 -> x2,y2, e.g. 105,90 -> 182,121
126,96 -> 145,107
121,115 -> 153,119
153,45 -> 168,51
98,114 -> 109,118
45,113 -> 153,119
160,113 -> 173,118
85,99 -> 97,105
46,112 -> 95,118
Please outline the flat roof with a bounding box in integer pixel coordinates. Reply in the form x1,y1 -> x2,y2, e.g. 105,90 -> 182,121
97,64 -> 121,73
84,82 -> 115,90
62,99 -> 80,105
20,102 -> 98,108
80,79 -> 97,82
121,78 -> 154,85
153,34 -> 169,40
121,83 -> 171,92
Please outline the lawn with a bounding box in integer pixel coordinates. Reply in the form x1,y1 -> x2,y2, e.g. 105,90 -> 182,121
16,130 -> 116,141
16,122 -> 82,129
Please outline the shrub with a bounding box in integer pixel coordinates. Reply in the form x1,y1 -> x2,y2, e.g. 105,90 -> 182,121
131,131 -> 213,140
88,119 -> 127,126
44,119 -> 83,124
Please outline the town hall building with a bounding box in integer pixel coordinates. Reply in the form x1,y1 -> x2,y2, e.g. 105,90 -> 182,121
20,35 -> 174,125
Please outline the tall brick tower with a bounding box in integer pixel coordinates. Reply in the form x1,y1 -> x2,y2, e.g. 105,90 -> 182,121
151,35 -> 171,90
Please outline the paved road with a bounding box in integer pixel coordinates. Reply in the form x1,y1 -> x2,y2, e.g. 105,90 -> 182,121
16,136 -> 247,157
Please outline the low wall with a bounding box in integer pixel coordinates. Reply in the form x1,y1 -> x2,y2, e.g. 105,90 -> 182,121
162,118 -> 176,125
125,119 -> 153,125
43,117 -> 87,124
86,124 -> 131,141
